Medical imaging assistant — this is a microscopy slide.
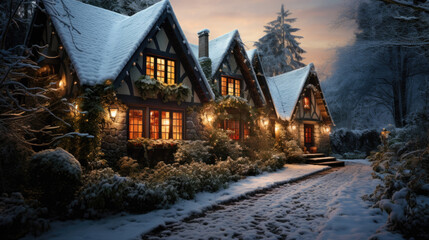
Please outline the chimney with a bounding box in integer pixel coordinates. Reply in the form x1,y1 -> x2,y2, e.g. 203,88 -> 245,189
198,29 -> 210,58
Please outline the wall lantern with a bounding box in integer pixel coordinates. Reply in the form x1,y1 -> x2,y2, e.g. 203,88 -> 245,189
323,126 -> 331,134
109,105 -> 119,121
275,123 -> 281,133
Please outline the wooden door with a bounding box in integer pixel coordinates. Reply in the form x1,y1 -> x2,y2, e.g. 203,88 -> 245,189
304,124 -> 314,149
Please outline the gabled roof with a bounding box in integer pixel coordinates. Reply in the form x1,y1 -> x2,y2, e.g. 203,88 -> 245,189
41,0 -> 214,100
190,30 -> 237,77
43,0 -> 165,85
247,49 -> 277,116
190,30 -> 266,106
267,64 -> 314,121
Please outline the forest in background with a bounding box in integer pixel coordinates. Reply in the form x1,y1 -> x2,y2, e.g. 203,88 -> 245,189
323,0 -> 429,130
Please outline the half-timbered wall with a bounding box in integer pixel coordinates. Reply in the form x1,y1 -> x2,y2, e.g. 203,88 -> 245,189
116,27 -> 200,104
215,52 -> 255,107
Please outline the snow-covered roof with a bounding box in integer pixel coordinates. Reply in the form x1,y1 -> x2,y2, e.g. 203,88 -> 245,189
267,64 -> 314,121
246,49 -> 257,63
190,30 -> 238,77
42,0 -> 215,101
43,0 -> 167,86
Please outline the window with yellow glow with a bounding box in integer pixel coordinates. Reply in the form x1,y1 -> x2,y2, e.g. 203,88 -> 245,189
129,109 -> 144,139
221,76 -> 240,97
303,97 -> 310,109
156,58 -> 165,83
146,56 -> 155,79
149,110 -> 183,139
243,122 -> 250,139
150,110 -> 159,139
145,55 -> 176,84
161,111 -> 170,139
172,112 -> 183,140
167,60 -> 175,85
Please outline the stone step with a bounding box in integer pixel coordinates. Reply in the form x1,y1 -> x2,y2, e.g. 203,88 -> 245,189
302,153 -> 325,158
311,161 -> 345,167
305,156 -> 337,163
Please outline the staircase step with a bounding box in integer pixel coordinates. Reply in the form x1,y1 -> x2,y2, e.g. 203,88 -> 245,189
302,153 -> 325,158
305,156 -> 337,163
311,161 -> 345,167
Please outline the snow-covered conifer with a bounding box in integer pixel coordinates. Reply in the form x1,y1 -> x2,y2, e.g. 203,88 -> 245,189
255,5 -> 305,76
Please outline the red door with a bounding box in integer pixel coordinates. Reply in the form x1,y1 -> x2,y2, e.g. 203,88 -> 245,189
304,124 -> 314,149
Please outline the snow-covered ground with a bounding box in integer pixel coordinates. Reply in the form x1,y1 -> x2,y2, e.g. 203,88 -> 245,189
143,160 -> 403,240
26,164 -> 328,240
27,160 -> 404,240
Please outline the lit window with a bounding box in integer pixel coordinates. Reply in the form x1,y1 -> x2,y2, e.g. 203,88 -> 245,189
149,110 -> 183,139
150,110 -> 159,139
243,122 -> 250,139
224,119 -> 240,140
157,58 -> 165,83
145,55 -> 176,84
161,111 -> 170,139
235,79 -> 240,97
146,56 -> 155,79
167,60 -> 175,85
221,76 -> 241,97
304,97 -> 310,109
221,77 -> 227,95
129,109 -> 143,139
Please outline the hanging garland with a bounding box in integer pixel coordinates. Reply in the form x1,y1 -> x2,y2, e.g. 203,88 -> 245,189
134,75 -> 190,104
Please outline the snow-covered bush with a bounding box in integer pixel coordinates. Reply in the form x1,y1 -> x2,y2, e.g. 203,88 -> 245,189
0,192 -> 49,238
330,128 -> 380,157
368,111 -> 429,239
174,140 -> 213,164
206,128 -> 242,161
118,156 -> 139,176
29,148 -> 82,209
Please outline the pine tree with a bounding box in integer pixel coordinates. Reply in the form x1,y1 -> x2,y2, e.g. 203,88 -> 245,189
255,5 -> 305,76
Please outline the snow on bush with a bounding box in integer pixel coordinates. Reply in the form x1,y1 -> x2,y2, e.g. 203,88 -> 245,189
330,128 -> 380,157
29,148 -> 82,209
174,140 -> 214,164
367,112 -> 429,239
71,150 -> 288,217
0,192 -> 49,238
118,156 -> 139,176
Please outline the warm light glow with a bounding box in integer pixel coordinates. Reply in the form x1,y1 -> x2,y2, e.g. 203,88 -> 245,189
289,124 -> 297,131
109,105 -> 119,121
323,126 -> 331,134
163,118 -> 170,126
207,115 -> 213,123
275,123 -> 281,133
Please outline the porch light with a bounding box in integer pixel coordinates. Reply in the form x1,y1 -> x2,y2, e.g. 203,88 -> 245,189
275,123 -> 281,133
109,105 -> 119,121
323,126 -> 331,134
289,124 -> 296,131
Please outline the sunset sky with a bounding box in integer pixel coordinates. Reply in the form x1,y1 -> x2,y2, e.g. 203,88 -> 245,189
170,0 -> 357,79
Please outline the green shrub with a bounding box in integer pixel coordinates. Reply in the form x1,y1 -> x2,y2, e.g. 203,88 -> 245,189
206,128 -> 242,161
0,192 -> 49,239
29,148 -> 82,210
174,140 -> 213,164
118,156 -> 139,177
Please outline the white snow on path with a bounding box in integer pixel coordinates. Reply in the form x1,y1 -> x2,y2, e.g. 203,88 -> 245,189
26,164 -> 328,240
143,160 -> 404,240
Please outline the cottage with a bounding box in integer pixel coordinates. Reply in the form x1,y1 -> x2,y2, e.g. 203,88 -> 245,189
266,63 -> 334,154
26,0 -> 215,160
190,30 -> 266,140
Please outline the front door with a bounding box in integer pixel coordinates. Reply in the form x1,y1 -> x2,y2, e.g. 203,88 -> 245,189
304,124 -> 314,149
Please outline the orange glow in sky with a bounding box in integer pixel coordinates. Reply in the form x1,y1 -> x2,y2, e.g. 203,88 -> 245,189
170,0 -> 357,79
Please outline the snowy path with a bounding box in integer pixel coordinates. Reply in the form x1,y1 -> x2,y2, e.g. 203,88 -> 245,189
143,161 -> 401,240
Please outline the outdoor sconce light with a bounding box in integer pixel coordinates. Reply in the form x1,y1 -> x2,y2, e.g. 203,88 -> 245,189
109,105 -> 119,121
275,123 -> 280,133
324,126 -> 331,134
289,124 -> 296,131
207,114 -> 213,123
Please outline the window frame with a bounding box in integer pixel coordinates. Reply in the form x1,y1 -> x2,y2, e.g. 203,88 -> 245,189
220,75 -> 241,97
128,108 -> 145,140
149,109 -> 184,140
145,54 -> 177,85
